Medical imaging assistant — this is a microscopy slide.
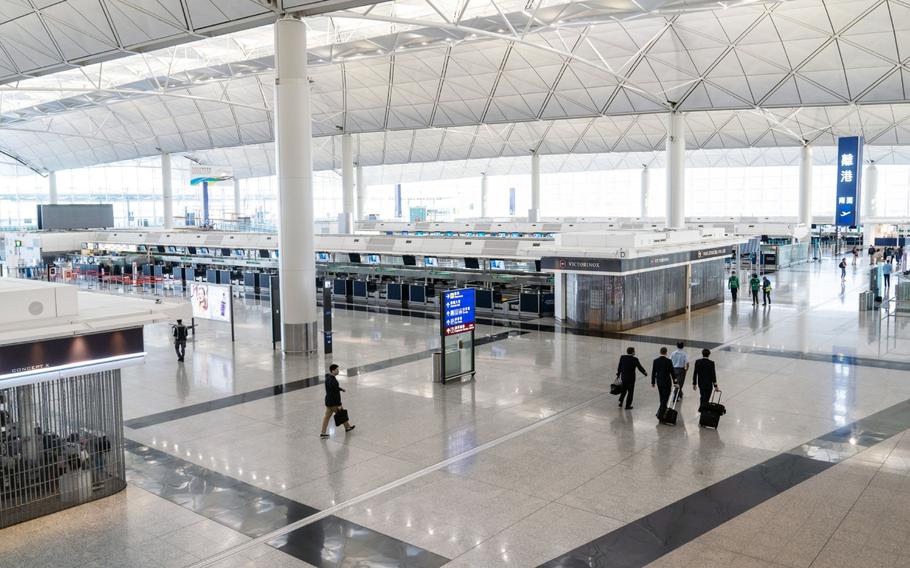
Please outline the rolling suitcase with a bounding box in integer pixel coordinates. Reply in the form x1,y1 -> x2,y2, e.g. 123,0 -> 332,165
698,390 -> 725,429
660,387 -> 680,425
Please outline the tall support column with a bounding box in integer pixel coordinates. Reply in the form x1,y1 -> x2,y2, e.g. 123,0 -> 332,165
162,153 -> 173,229
863,161 -> 879,248
355,164 -> 365,220
666,111 -> 685,229
233,177 -> 241,219
798,144 -> 813,227
48,171 -> 58,204
339,133 -> 355,233
480,173 -> 489,218
275,16 -> 317,354
640,166 -> 650,218
529,152 -> 540,222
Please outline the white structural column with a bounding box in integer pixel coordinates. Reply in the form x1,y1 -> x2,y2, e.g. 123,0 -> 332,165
480,173 -> 489,218
355,164 -> 365,220
863,161 -> 879,248
798,144 -> 813,227
233,177 -> 241,219
665,111 -> 685,229
274,16 -> 317,354
339,133 -> 355,233
640,166 -> 650,218
161,153 -> 173,229
48,171 -> 58,205
529,152 -> 541,222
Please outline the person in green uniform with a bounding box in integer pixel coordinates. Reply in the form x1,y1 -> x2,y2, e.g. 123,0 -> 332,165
728,270 -> 740,302
749,273 -> 761,306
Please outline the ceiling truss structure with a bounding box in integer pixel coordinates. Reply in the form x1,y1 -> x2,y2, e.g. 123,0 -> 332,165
0,0 -> 909,175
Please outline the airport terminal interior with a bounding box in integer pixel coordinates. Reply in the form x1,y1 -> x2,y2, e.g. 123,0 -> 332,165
5,0 -> 910,567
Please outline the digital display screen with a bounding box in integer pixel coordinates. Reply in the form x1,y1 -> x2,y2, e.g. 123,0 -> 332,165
137,245 -> 147,252
366,254 -> 381,264
490,259 -> 506,270
166,246 -> 177,253
317,252 -> 332,262
233,249 -> 245,257
424,257 -> 438,267
198,247 -> 209,255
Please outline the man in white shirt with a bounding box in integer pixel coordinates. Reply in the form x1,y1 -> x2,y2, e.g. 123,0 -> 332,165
670,341 -> 689,399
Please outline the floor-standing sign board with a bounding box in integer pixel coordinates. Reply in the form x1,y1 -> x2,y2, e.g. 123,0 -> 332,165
439,288 -> 476,383
835,136 -> 863,227
190,281 -> 235,340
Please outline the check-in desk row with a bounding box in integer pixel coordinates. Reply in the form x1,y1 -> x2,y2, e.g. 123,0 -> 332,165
326,278 -> 554,318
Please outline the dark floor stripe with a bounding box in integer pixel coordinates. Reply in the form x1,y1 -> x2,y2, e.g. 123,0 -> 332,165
538,391 -> 910,567
540,454 -> 833,568
329,301 -> 723,349
723,344 -> 910,372
124,439 -> 449,567
124,330 -> 523,429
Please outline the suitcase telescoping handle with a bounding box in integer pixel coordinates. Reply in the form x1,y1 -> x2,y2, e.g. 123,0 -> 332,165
710,389 -> 722,404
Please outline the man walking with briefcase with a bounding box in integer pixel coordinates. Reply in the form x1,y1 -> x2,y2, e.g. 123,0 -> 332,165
320,364 -> 355,438
616,347 -> 647,410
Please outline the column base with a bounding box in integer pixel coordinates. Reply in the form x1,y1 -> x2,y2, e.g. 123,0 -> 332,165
283,321 -> 318,354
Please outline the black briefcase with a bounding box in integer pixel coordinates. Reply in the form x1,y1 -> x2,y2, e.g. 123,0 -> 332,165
334,408 -> 349,427
610,383 -> 622,395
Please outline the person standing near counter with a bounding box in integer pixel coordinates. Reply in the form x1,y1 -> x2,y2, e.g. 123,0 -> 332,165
728,270 -> 740,302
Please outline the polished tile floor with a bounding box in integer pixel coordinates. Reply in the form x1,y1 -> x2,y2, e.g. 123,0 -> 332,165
5,256 -> 910,567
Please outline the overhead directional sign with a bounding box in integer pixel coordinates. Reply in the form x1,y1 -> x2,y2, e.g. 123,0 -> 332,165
835,136 -> 863,227
442,288 -> 476,336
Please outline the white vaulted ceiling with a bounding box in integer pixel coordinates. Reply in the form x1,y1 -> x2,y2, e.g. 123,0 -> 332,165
1,0 -> 910,174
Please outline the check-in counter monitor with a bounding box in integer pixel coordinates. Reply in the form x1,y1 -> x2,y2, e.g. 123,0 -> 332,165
409,285 -> 426,304
219,270 -> 231,284
476,289 -> 494,310
206,268 -> 217,283
173,267 -> 183,282
353,281 -> 368,299
333,279 -> 347,296
520,292 -> 541,315
258,273 -> 271,296
387,283 -> 402,301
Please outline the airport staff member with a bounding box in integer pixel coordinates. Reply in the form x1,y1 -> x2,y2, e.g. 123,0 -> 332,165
692,349 -> 719,409
749,273 -> 761,306
728,271 -> 740,302
651,347 -> 675,419
616,347 -> 647,410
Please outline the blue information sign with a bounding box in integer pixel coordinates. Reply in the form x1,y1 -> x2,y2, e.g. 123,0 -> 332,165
835,136 -> 863,227
442,288 -> 476,336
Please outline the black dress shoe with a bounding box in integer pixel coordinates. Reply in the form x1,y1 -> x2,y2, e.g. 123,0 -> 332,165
625,406 -> 633,410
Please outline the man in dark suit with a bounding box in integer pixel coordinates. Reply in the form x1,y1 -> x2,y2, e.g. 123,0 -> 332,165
692,348 -> 719,409
651,347 -> 675,419
616,347 -> 647,409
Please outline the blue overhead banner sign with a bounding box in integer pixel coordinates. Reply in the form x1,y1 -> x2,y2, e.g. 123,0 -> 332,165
442,288 -> 475,336
835,136 -> 863,227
